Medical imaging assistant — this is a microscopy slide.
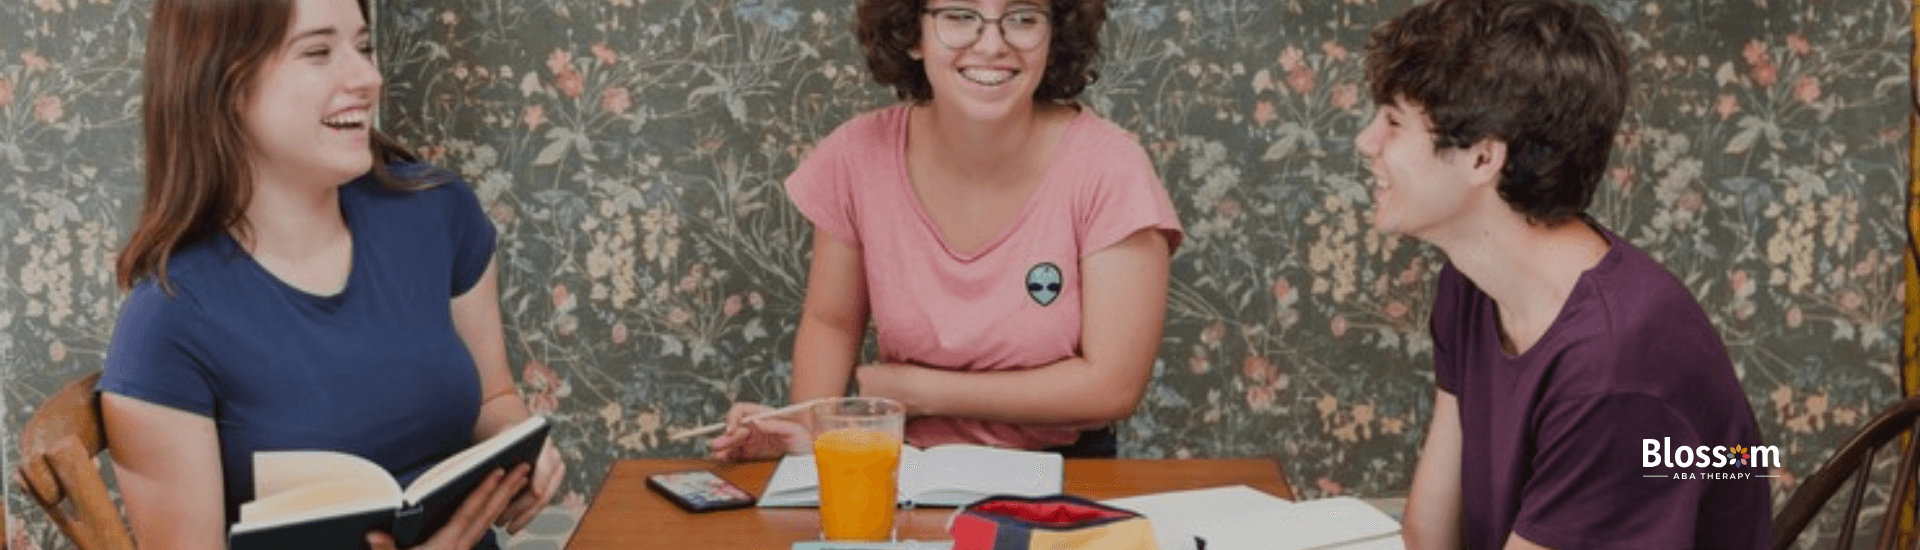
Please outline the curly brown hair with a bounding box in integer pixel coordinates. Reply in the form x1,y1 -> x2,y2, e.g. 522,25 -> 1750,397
855,0 -> 1106,103
1364,0 -> 1629,225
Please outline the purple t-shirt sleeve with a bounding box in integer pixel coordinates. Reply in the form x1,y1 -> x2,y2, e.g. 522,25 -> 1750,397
1515,392 -> 1712,549
1430,265 -> 1465,395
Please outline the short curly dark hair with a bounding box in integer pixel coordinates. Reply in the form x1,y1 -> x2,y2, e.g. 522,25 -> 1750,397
1364,0 -> 1629,225
855,0 -> 1106,103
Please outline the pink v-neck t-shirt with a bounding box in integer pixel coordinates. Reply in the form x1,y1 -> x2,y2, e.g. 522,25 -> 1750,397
785,105 -> 1184,449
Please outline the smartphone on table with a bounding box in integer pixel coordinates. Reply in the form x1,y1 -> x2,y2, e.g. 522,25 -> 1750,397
646,469 -> 757,513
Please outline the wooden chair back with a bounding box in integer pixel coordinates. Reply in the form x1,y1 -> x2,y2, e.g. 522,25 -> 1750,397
12,370 -> 136,550
1773,395 -> 1920,550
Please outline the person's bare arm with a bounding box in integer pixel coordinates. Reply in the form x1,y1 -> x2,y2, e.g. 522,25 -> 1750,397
452,258 -> 564,532
1403,389 -> 1464,550
102,393 -> 229,550
709,231 -> 867,461
789,230 -> 869,404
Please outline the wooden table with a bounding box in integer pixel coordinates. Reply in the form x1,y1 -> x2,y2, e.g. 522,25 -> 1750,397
564,458 -> 1294,549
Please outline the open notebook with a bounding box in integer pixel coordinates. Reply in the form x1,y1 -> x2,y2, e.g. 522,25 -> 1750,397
1103,485 -> 1401,550
759,444 -> 1063,507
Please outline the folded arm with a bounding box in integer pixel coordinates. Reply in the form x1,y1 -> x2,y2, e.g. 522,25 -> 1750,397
855,228 -> 1170,426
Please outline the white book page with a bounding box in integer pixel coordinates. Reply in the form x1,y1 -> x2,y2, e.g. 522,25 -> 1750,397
236,451 -> 401,529
759,445 -> 1062,507
404,415 -> 547,503
1103,485 -> 1295,550
759,454 -> 824,507
1160,496 -> 1401,550
899,445 -> 1062,506
758,448 -> 926,506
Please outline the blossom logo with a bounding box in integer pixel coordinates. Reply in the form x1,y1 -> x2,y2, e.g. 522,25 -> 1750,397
1642,438 -> 1780,480
1727,445 -> 1754,467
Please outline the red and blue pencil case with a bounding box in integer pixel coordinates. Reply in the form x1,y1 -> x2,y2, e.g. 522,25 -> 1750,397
950,495 -> 1159,550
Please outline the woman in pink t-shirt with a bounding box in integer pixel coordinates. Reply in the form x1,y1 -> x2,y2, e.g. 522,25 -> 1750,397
710,0 -> 1182,460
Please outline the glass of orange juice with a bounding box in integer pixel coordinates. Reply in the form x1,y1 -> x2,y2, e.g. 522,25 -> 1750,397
810,397 -> 905,541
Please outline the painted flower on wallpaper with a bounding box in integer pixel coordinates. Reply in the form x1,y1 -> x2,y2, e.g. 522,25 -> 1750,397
547,49 -> 585,99
522,359 -> 570,415
1742,39 -> 1777,87
591,42 -> 619,66
1715,93 -> 1739,119
585,214 -> 640,307
640,205 -> 684,269
1382,299 -> 1409,320
524,104 -> 546,130
1251,69 -> 1274,93
1729,270 -> 1757,321
1317,477 -> 1346,496
32,94 -> 62,124
7,511 -> 40,550
1242,355 -> 1278,386
1306,195 -> 1361,303
1785,34 -> 1812,57
1278,46 -> 1316,95
1321,40 -> 1350,62
0,78 -> 13,108
1792,75 -> 1820,105
1242,355 -> 1287,411
1272,276 -> 1300,329
599,401 -> 663,453
20,239 -> 77,327
1330,83 -> 1359,111
601,86 -> 631,114
21,51 -> 50,71
1187,353 -> 1209,375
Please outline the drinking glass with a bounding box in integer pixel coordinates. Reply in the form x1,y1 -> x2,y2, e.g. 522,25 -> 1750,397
810,397 -> 905,541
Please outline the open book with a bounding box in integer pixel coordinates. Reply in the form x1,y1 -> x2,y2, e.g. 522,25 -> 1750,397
758,444 -> 1063,508
1103,485 -> 1401,550
227,415 -> 550,550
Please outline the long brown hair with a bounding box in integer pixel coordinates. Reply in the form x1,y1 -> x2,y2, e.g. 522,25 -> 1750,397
117,0 -> 423,291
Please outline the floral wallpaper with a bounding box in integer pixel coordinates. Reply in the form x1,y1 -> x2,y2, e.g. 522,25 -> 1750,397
2,0 -> 1911,549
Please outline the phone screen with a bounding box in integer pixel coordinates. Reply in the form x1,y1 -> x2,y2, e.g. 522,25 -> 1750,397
647,470 -> 756,512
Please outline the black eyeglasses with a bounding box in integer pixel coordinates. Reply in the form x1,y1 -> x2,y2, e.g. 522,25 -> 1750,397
921,7 -> 1051,51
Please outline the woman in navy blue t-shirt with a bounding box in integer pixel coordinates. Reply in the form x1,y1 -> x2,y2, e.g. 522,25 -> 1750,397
99,0 -> 564,548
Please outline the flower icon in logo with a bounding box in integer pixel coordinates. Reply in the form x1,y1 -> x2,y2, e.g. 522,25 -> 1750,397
1729,445 -> 1748,467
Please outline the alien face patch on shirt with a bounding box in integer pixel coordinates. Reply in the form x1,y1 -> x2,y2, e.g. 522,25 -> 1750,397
1025,262 -> 1063,306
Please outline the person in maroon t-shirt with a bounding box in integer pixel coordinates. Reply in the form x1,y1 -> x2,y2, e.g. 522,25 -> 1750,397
1355,0 -> 1772,548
